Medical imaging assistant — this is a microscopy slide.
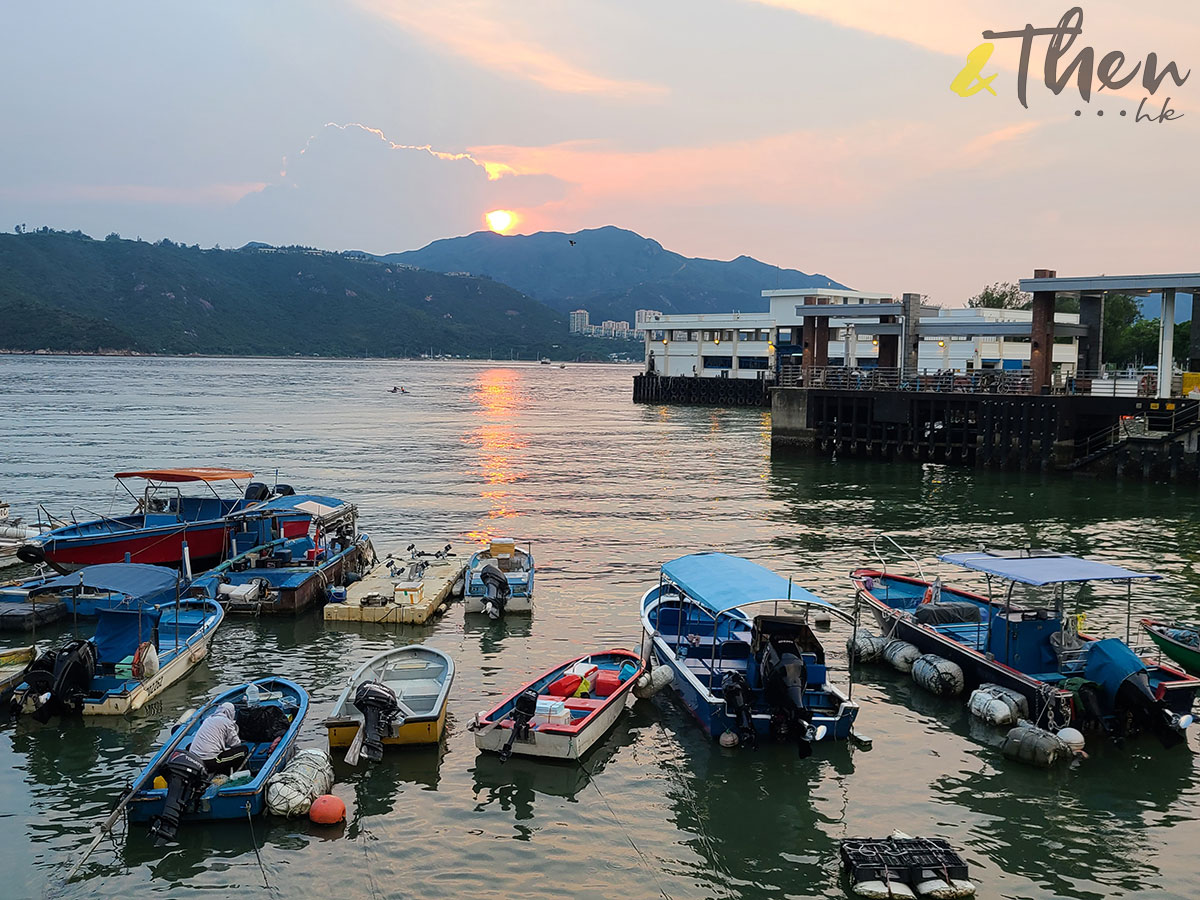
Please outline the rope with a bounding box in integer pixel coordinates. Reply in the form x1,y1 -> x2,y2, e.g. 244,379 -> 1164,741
577,756 -> 672,900
245,801 -> 271,890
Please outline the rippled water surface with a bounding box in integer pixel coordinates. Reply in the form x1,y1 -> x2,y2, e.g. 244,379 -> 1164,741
2,356 -> 1199,900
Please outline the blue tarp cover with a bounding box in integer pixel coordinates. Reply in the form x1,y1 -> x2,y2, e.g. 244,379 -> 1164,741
1084,638 -> 1147,700
660,553 -> 829,615
938,551 -> 1160,585
95,605 -> 162,663
29,563 -> 180,598
232,494 -> 346,518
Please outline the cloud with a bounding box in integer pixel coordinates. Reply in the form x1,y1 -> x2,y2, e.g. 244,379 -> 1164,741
350,0 -> 667,98
223,122 -> 565,251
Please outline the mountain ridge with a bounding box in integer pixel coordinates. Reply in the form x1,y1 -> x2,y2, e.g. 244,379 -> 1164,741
385,225 -> 845,322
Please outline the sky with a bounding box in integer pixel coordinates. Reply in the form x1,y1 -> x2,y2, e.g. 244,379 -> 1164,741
1,1 -> 1197,304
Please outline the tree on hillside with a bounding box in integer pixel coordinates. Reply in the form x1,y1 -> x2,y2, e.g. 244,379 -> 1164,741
967,282 -> 1031,309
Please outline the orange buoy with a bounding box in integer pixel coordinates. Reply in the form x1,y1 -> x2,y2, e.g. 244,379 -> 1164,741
308,794 -> 346,825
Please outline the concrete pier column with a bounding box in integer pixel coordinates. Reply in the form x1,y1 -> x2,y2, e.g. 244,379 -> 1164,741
1078,291 -> 1103,373
1158,288 -> 1176,398
901,293 -> 923,378
814,319 -> 830,367
878,316 -> 899,369
1188,291 -> 1200,371
1029,269 -> 1056,394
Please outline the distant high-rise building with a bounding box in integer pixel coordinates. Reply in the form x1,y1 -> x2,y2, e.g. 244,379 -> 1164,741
601,320 -> 631,338
569,309 -> 590,333
635,309 -> 662,328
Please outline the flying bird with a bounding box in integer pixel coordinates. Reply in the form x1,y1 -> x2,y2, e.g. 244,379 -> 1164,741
569,240 -> 576,246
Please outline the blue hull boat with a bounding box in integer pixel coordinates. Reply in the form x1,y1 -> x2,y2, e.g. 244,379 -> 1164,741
852,543 -> 1199,747
127,677 -> 307,837
9,595 -> 223,718
640,553 -> 862,751
0,562 -> 182,619
190,494 -> 371,614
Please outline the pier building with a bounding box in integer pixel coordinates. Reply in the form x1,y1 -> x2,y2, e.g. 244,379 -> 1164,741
633,270 -> 1200,482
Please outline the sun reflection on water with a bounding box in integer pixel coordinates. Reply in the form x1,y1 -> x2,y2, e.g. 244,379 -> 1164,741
464,368 -> 528,543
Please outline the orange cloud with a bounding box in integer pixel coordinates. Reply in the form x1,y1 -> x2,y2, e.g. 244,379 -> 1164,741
350,0 -> 666,98
469,118 -> 1046,225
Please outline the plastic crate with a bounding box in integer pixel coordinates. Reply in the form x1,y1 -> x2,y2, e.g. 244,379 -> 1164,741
840,837 -> 968,886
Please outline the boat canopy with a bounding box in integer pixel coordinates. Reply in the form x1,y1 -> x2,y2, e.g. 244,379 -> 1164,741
113,468 -> 254,483
95,605 -> 162,663
660,552 -> 830,615
31,563 -> 181,598
230,494 -> 351,522
938,550 -> 1161,586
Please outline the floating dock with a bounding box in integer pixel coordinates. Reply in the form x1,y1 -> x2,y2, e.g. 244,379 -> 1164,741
324,550 -> 465,625
0,601 -> 67,632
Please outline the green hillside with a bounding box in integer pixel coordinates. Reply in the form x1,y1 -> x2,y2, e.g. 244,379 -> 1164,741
0,230 -> 629,359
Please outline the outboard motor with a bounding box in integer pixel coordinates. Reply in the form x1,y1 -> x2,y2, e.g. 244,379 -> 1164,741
720,671 -> 757,748
759,640 -> 816,757
499,689 -> 538,762
149,750 -> 209,843
479,564 -> 511,620
273,484 -> 296,497
1115,671 -> 1191,748
21,640 -> 97,723
244,482 -> 271,503
354,681 -> 402,763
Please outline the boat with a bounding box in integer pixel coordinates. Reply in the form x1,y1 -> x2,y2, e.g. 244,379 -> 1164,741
0,500 -> 42,569
539,357 -> 551,365
8,593 -> 223,719
640,553 -> 862,751
126,677 -> 307,841
0,562 -> 183,619
324,645 -> 454,762
471,649 -> 644,760
1142,619 -> 1200,676
464,539 -> 534,616
851,540 -> 1198,747
17,468 -> 304,572
190,494 -> 372,615
0,645 -> 35,696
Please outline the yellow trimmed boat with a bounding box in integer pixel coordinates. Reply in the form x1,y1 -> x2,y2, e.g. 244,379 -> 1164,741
0,645 -> 35,694
324,644 -> 454,762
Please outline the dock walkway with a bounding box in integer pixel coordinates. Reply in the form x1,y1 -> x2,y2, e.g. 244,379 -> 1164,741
324,550 -> 465,625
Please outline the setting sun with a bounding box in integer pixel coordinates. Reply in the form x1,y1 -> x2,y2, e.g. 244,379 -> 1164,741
485,209 -> 518,234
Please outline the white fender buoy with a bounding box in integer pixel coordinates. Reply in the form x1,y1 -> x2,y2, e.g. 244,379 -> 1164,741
633,666 -> 674,699
967,684 -> 1029,727
266,748 -> 334,816
1056,727 -> 1085,754
718,730 -> 739,748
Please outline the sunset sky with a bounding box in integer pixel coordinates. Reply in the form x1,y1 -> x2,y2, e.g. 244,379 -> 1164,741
2,1 -> 1196,304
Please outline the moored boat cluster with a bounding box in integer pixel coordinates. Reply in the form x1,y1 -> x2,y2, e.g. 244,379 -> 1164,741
1,478 -> 1196,897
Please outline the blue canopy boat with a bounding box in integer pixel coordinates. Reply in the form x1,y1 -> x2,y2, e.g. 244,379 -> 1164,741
640,553 -> 863,752
8,594 -> 223,719
126,677 -> 307,841
852,542 -> 1198,747
189,494 -> 371,614
0,562 -> 182,619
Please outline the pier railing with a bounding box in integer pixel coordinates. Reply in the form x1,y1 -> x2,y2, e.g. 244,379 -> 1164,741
778,365 -> 1032,394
